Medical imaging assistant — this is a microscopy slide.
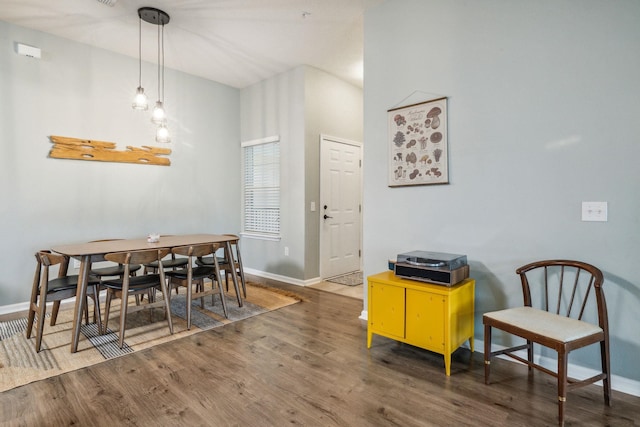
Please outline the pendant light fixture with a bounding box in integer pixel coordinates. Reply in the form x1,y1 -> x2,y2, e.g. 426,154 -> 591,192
135,7 -> 171,143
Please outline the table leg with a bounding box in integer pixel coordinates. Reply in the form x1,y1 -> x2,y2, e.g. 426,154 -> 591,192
70,255 -> 90,353
225,241 -> 243,307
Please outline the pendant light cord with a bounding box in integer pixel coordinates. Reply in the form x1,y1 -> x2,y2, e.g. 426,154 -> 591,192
161,23 -> 165,103
157,12 -> 161,103
138,16 -> 142,87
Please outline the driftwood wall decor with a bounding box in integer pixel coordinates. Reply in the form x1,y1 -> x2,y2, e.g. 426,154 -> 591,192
49,135 -> 171,166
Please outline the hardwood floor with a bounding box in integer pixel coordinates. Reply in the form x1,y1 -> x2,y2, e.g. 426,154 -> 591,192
1,277 -> 638,426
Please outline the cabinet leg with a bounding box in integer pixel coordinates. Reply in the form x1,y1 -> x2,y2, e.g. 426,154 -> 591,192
367,331 -> 372,348
469,336 -> 474,353
445,354 -> 451,376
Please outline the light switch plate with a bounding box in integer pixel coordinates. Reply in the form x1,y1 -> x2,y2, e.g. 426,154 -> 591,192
582,201 -> 608,222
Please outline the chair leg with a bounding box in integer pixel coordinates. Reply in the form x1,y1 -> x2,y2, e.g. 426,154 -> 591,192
601,339 -> 611,406
26,304 -> 36,339
103,290 -> 113,333
157,273 -> 173,335
118,292 -> 128,349
197,279 -> 205,309
35,288 -> 48,353
91,284 -> 103,334
558,351 -> 568,426
215,276 -> 228,318
527,339 -> 534,372
185,281 -> 192,330
484,324 -> 492,384
51,301 -> 62,326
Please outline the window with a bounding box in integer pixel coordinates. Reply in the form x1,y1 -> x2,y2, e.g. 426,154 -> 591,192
241,136 -> 280,239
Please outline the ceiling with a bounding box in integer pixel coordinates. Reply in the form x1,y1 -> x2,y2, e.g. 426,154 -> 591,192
0,0 -> 384,89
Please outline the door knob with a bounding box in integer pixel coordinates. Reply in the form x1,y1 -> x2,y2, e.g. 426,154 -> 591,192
323,214 -> 333,219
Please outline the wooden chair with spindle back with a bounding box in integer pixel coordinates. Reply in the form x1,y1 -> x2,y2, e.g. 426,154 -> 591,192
483,260 -> 610,426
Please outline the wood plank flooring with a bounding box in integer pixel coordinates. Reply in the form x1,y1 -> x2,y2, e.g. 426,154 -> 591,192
1,277 -> 639,426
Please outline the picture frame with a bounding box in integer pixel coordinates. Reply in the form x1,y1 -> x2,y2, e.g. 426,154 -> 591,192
388,97 -> 448,187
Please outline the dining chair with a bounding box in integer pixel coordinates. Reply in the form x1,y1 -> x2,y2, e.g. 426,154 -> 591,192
101,248 -> 174,348
165,243 -> 228,329
483,260 -> 610,426
143,235 -> 188,276
89,239 -> 143,310
195,234 -> 247,299
90,239 -> 142,279
26,250 -> 101,352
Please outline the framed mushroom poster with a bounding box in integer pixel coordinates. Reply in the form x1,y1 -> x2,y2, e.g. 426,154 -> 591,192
388,97 -> 448,187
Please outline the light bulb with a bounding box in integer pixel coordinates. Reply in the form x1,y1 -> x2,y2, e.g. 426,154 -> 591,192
156,123 -> 171,143
132,87 -> 148,110
151,101 -> 166,124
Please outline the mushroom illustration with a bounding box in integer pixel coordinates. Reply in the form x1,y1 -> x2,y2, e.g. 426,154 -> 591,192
426,106 -> 442,129
394,114 -> 406,127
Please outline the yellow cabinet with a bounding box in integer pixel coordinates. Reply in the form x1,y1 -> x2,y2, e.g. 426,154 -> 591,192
367,271 -> 475,376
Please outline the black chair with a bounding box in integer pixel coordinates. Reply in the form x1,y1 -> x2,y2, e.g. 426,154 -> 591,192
166,243 -> 228,329
195,234 -> 246,299
102,248 -> 174,348
483,260 -> 610,426
27,250 -> 101,352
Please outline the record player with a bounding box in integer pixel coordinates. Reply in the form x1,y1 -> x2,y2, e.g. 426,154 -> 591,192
394,250 -> 469,286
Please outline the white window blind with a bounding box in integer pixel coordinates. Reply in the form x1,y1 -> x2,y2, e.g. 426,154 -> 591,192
242,136 -> 280,238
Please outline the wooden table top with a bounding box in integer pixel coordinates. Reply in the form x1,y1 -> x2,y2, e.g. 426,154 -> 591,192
51,234 -> 236,257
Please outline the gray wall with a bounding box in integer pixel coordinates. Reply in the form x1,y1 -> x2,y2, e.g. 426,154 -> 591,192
240,65 -> 363,282
363,0 -> 640,384
0,21 -> 240,306
304,67 -> 363,278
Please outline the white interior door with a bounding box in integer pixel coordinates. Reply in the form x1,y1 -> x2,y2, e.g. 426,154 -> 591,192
320,135 -> 362,279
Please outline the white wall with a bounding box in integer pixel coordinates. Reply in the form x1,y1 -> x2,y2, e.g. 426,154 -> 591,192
0,21 -> 240,306
363,0 -> 640,384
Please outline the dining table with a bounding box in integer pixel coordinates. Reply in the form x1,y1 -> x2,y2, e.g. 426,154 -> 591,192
52,234 -> 243,353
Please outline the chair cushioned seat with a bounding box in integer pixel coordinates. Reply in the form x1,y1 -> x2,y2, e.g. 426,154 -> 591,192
45,275 -> 100,292
145,258 -> 188,268
166,266 -> 215,280
91,264 -> 141,276
483,306 -> 603,343
102,274 -> 162,290
195,256 -> 228,266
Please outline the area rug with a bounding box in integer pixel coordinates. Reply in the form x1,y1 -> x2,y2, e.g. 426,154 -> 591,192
326,271 -> 363,286
0,282 -> 300,392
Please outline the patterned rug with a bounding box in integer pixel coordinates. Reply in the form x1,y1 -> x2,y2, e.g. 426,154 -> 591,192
326,271 -> 363,286
0,282 -> 300,392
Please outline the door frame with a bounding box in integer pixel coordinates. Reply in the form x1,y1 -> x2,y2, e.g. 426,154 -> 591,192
319,134 -> 363,279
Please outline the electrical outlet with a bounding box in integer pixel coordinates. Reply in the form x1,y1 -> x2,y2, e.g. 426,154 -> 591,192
284,246 -> 289,256
582,201 -> 608,222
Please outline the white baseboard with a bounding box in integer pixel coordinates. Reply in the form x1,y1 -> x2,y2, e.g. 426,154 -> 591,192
242,267 -> 321,287
475,339 -> 640,398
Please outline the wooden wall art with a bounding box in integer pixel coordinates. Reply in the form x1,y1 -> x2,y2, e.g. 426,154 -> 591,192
49,135 -> 171,166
